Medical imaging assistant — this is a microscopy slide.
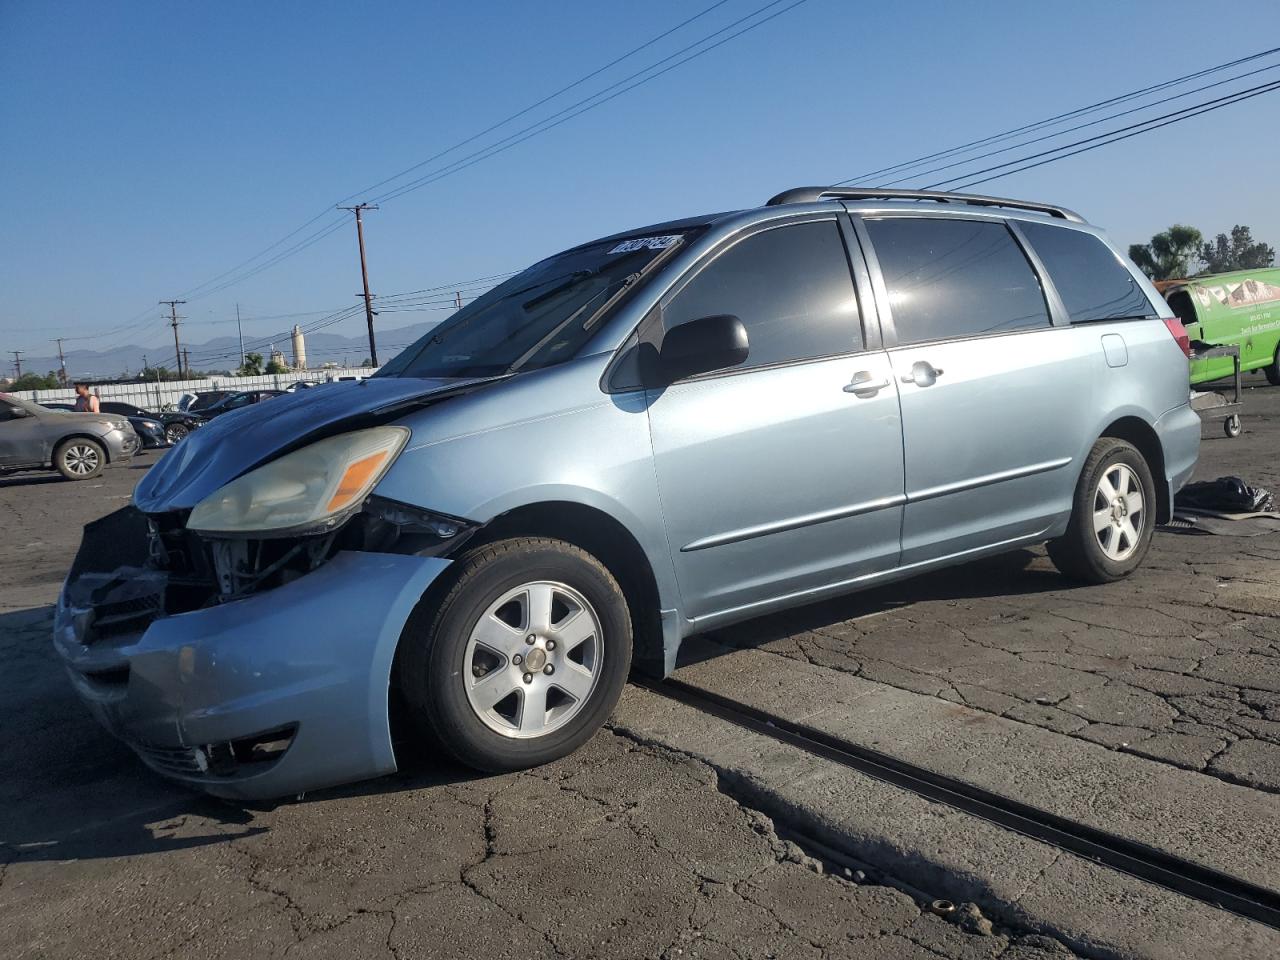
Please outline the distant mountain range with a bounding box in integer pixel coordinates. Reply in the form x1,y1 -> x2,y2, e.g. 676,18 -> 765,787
15,320 -> 440,378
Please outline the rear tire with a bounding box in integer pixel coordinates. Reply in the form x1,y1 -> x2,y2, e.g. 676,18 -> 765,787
54,438 -> 105,480
1265,347 -> 1280,386
1048,438 -> 1156,584
395,537 -> 632,773
164,422 -> 189,444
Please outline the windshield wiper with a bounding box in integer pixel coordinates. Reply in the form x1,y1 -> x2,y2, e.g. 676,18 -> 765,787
521,270 -> 593,310
429,270 -> 593,347
503,273 -> 646,376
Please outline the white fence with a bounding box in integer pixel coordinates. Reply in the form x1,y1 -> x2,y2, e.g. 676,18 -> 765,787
10,368 -> 379,411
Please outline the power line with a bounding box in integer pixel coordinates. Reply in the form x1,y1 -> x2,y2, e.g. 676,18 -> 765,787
340,0 -> 736,205
22,3 -> 800,351
193,82 -> 1280,366
928,78 -> 1280,191
188,303 -> 367,364
180,269 -> 513,365
880,60 -> 1280,189
372,0 -> 811,205
185,217 -> 351,302
835,44 -> 1280,187
114,2 -> 774,317
373,271 -> 518,300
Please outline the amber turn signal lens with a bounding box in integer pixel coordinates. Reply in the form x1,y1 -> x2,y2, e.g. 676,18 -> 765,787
326,451 -> 389,513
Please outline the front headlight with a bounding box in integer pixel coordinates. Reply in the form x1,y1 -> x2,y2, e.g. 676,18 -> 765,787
187,426 -> 410,537
112,419 -> 130,432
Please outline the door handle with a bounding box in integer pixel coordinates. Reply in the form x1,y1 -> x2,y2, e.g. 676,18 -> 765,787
900,360 -> 944,387
844,371 -> 890,396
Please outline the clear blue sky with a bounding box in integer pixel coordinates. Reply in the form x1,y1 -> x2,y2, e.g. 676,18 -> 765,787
2,0 -> 1278,366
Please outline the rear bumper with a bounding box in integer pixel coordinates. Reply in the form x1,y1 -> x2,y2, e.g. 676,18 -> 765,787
1156,401 -> 1200,512
53,551 -> 450,800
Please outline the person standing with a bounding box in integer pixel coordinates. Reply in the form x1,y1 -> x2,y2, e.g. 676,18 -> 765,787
72,382 -> 100,413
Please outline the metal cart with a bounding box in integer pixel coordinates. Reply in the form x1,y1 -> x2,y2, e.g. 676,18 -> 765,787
1189,343 -> 1243,438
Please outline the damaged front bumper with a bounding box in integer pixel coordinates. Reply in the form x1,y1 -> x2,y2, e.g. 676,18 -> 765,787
54,550 -> 449,800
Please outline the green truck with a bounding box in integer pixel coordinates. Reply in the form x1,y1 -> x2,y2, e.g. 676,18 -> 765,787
1162,268 -> 1280,384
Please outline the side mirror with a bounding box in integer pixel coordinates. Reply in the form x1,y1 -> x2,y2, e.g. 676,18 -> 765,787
657,314 -> 749,383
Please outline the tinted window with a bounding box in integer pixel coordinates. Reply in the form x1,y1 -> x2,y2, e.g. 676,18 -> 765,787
866,218 -> 1050,344
664,220 -> 861,369
1019,221 -> 1154,322
103,402 -> 146,417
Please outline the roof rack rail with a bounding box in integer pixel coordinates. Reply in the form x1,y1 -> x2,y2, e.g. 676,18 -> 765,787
764,186 -> 1085,223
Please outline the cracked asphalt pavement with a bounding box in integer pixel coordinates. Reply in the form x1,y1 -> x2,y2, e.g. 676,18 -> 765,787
4,380 -> 1280,959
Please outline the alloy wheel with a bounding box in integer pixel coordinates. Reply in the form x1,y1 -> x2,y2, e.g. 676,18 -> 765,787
64,444 -> 100,476
464,580 -> 603,738
1093,462 -> 1144,562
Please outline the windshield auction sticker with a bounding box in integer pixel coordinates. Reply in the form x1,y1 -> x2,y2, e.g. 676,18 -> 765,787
609,235 -> 682,254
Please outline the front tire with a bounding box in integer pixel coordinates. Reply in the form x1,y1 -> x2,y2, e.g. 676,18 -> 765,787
1048,438 -> 1156,584
54,438 -> 105,480
165,422 -> 189,444
396,537 -> 632,772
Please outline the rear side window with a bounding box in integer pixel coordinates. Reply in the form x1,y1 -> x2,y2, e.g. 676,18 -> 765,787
664,220 -> 861,369
1019,221 -> 1154,322
865,218 -> 1049,344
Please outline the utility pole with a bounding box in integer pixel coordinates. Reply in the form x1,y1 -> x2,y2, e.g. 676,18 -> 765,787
160,300 -> 186,376
50,337 -> 69,384
10,350 -> 22,379
182,348 -> 191,376
52,339 -> 68,385
338,203 -> 379,366
235,303 -> 245,368
454,290 -> 463,310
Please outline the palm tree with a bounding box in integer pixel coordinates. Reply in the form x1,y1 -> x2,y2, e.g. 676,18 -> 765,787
1128,225 -> 1203,280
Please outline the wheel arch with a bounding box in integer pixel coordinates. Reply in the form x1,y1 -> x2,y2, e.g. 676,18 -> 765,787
53,432 -> 113,465
459,501 -> 665,674
1098,416 -> 1169,522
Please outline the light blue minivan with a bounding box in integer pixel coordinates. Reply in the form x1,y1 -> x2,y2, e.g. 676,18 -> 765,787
55,187 -> 1200,798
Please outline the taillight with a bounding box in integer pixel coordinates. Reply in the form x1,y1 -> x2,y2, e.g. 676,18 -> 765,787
1163,317 -> 1191,358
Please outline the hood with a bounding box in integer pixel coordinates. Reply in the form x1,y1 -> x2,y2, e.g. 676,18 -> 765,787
44,410 -> 126,431
133,376 -> 491,513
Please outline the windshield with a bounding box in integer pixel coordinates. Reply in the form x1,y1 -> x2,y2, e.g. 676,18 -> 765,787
375,231 -> 690,379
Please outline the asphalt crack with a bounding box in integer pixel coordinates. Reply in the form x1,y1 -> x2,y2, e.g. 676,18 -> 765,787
607,723 -> 1077,958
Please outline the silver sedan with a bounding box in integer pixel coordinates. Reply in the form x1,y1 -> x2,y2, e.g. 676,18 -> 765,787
0,393 -> 139,480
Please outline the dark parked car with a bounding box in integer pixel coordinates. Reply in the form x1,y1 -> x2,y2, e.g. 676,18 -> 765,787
99,401 -> 204,445
44,402 -> 169,450
181,390 -> 234,413
197,389 -> 285,419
